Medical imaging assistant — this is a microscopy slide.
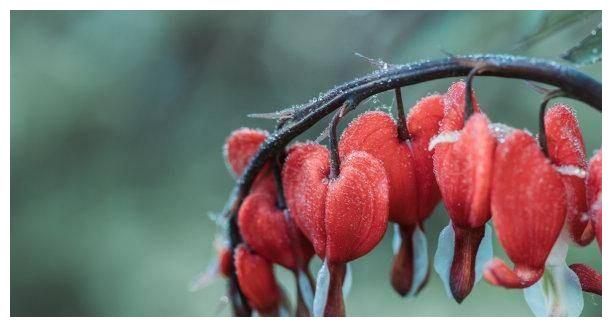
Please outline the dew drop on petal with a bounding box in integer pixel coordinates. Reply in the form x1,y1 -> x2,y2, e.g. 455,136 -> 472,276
433,223 -> 455,299
474,223 -> 493,283
298,270 -> 314,313
313,259 -> 331,317
488,123 -> 515,143
343,263 -> 353,298
408,226 -> 429,297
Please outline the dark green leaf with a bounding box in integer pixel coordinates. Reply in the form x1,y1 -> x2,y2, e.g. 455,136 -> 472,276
561,25 -> 602,65
516,11 -> 596,49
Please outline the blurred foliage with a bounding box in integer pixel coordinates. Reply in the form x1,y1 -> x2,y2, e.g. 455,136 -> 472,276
11,11 -> 601,316
515,11 -> 596,49
561,24 -> 602,65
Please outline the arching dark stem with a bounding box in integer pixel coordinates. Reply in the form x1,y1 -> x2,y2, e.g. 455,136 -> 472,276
272,119 -> 288,210
538,89 -> 567,157
227,213 -> 251,316
328,99 -> 356,179
222,54 -> 601,315
272,157 -> 286,210
394,88 -> 409,141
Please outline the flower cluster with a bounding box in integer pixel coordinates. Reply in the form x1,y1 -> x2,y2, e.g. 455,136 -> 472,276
213,81 -> 602,317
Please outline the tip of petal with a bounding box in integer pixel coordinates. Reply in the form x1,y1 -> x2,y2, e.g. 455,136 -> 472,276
484,258 -> 542,289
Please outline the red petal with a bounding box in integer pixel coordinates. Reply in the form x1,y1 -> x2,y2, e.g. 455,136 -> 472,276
545,104 -> 591,246
218,247 -> 233,278
406,95 -> 445,220
339,111 -> 417,226
587,150 -> 602,204
234,244 -> 281,313
224,128 -> 269,177
544,104 -> 586,168
325,151 -> 389,263
587,150 -> 602,249
238,192 -> 297,270
483,258 -> 543,288
282,143 -> 330,258
224,128 -> 276,195
490,130 -> 566,279
569,263 -> 602,295
390,225 -> 415,296
438,81 -> 481,134
435,113 -> 496,228
449,224 -> 485,302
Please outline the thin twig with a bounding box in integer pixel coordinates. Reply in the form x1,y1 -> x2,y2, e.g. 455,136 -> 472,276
394,88 -> 409,141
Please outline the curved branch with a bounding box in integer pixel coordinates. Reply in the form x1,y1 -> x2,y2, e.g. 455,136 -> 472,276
222,54 -> 601,314
225,54 -> 600,216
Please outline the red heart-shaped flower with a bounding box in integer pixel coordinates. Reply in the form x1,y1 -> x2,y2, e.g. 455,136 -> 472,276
235,244 -> 281,315
407,94 -> 445,220
238,192 -> 314,270
339,111 -> 417,226
224,128 -> 276,195
282,143 -> 389,264
586,150 -> 602,249
544,104 -> 592,246
431,81 -> 495,302
485,130 -> 566,288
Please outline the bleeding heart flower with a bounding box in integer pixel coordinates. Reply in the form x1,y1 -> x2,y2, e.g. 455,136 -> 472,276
282,142 -> 389,315
234,244 -> 282,316
407,95 -> 445,223
485,130 -> 566,289
337,96 -> 444,297
238,192 -> 314,271
544,104 -> 593,246
339,111 -> 418,230
224,128 -> 276,194
337,110 -> 419,296
431,81 -> 495,303
586,150 -> 602,249
283,142 -> 389,263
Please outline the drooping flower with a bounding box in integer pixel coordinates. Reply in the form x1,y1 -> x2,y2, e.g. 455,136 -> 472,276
337,111 -> 417,296
224,128 -> 276,194
336,96 -> 444,297
283,142 -> 389,264
544,104 -> 593,246
586,150 -> 602,249
485,130 -> 566,288
339,110 -> 418,233
238,191 -> 314,271
406,95 -> 445,225
431,81 -> 495,303
234,244 -> 282,316
282,142 -> 389,315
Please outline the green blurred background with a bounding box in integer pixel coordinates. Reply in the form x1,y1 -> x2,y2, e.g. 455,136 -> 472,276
11,11 -> 602,316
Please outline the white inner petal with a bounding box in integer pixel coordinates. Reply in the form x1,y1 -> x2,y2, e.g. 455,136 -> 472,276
555,165 -> 586,178
428,131 -> 461,151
